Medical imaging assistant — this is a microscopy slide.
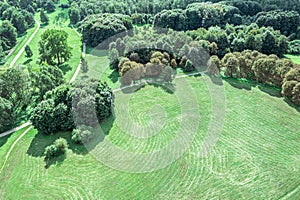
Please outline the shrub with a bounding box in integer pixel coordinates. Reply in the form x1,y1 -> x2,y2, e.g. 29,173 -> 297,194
44,138 -> 68,159
71,126 -> 94,144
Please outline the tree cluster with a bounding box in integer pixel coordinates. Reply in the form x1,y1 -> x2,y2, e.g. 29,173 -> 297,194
0,68 -> 31,132
79,14 -> 133,47
254,10 -> 300,36
153,2 -> 242,31
187,23 -> 288,57
44,138 -> 68,159
0,2 -> 35,34
30,79 -> 113,135
0,20 -> 17,61
218,50 -> 300,105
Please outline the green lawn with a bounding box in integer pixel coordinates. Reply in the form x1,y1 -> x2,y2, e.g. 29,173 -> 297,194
0,126 -> 30,169
14,3 -> 81,81
0,63 -> 299,199
285,54 -> 300,65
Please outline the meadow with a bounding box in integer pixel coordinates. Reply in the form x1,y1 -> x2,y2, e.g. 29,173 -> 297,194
0,51 -> 299,199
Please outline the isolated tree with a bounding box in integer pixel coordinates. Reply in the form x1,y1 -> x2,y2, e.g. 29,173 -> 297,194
25,45 -> 33,58
39,29 -> 72,65
40,9 -> 49,25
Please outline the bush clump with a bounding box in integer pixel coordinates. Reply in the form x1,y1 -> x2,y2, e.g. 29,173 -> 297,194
71,126 -> 95,144
44,138 -> 68,159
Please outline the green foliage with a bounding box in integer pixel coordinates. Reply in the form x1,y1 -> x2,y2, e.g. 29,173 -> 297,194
0,68 -> 30,108
80,14 -> 133,47
153,2 -> 242,31
0,97 -> 14,133
69,7 -> 80,25
282,68 -> 300,105
255,10 -> 300,36
39,29 -> 72,65
71,125 -> 94,144
288,40 -> 300,54
44,138 -> 68,159
187,23 -> 288,57
40,9 -> 49,25
0,3 -> 34,34
0,20 -> 17,51
45,0 -> 56,13
30,65 -> 65,100
25,45 -> 33,58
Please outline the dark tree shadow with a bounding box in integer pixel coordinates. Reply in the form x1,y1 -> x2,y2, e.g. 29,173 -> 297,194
45,153 -> 66,169
148,82 -> 175,94
26,116 -> 115,167
224,78 -> 253,91
284,99 -> 300,113
59,63 -> 72,74
258,85 -> 282,97
0,134 -> 11,148
120,81 -> 146,94
23,58 -> 32,65
108,70 -> 119,83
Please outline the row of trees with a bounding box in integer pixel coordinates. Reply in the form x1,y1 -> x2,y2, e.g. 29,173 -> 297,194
30,79 -> 113,135
210,50 -> 300,105
187,23 -> 288,57
153,2 -> 242,31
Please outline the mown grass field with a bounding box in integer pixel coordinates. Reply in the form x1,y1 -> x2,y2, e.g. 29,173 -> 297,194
13,3 -> 81,81
0,55 -> 299,199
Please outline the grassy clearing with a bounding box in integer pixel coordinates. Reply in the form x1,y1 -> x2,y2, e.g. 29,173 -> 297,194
77,50 -> 120,89
0,69 -> 299,199
285,54 -> 300,65
14,4 -> 81,81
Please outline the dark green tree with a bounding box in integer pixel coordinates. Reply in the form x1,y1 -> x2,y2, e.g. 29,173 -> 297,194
25,45 -> 33,58
0,97 -> 14,133
40,9 -> 49,25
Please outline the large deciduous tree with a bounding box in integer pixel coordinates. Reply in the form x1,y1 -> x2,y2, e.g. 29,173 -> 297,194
39,29 -> 72,65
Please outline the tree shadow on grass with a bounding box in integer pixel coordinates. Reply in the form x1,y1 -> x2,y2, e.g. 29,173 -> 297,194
26,116 -> 115,167
45,153 -> 66,169
0,134 -> 11,148
23,58 -> 32,65
284,99 -> 300,113
224,78 -> 253,91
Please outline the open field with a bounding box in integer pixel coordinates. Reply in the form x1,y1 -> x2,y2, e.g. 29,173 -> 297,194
0,63 -> 299,198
